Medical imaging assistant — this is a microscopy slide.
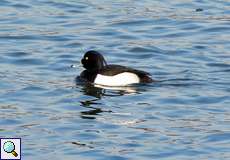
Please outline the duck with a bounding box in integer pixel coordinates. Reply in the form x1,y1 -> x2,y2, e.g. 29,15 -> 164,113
79,50 -> 153,86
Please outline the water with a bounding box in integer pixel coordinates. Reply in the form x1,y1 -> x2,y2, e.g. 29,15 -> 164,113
0,0 -> 230,159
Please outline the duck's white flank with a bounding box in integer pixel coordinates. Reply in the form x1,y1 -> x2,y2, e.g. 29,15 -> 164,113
94,72 -> 140,86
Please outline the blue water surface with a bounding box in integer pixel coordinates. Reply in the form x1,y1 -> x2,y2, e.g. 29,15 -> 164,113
0,0 -> 230,159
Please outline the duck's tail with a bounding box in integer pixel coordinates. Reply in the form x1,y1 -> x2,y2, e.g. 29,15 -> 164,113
140,75 -> 155,83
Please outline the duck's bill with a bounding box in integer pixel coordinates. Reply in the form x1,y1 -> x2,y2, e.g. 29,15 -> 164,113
70,64 -> 82,68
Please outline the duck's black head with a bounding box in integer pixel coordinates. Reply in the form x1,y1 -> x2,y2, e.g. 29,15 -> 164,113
81,50 -> 107,71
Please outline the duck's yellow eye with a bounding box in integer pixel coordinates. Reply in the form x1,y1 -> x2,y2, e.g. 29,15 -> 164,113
85,57 -> 88,60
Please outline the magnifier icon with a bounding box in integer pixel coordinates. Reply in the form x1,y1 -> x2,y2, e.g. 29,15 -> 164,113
3,141 -> 18,157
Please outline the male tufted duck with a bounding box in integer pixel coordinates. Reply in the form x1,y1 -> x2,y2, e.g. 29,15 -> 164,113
79,50 -> 153,86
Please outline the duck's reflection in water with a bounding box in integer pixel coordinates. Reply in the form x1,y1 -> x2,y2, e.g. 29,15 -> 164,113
77,80 -> 143,119
82,84 -> 139,97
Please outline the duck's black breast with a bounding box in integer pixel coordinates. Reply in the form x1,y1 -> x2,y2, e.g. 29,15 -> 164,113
98,65 -> 153,83
79,70 -> 97,83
